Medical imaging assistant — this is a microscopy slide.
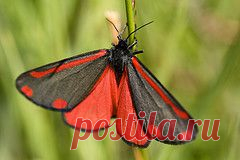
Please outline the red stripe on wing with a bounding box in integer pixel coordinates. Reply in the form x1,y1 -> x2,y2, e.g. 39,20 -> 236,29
116,69 -> 149,147
132,57 -> 189,119
63,65 -> 117,131
30,50 -> 107,78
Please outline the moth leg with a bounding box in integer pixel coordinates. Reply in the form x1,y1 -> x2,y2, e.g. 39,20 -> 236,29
133,50 -> 143,55
128,40 -> 138,50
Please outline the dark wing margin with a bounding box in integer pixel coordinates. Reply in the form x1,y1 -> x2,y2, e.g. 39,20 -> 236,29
127,56 -> 198,144
16,49 -> 110,111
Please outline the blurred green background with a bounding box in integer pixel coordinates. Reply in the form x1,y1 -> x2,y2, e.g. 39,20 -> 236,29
0,0 -> 240,160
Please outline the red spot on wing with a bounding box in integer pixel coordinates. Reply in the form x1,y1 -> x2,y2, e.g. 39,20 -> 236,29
52,98 -> 68,109
64,65 -> 117,131
21,85 -> 33,97
117,69 -> 149,147
132,57 -> 189,119
30,50 -> 107,78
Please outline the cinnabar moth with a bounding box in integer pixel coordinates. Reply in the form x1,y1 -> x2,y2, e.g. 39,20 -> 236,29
16,23 -> 198,148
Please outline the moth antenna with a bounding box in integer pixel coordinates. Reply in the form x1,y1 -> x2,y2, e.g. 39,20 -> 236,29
106,18 -> 119,34
118,23 -> 128,38
126,21 -> 154,41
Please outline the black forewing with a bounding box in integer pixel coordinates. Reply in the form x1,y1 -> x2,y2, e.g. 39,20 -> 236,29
127,57 -> 198,144
16,50 -> 110,111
